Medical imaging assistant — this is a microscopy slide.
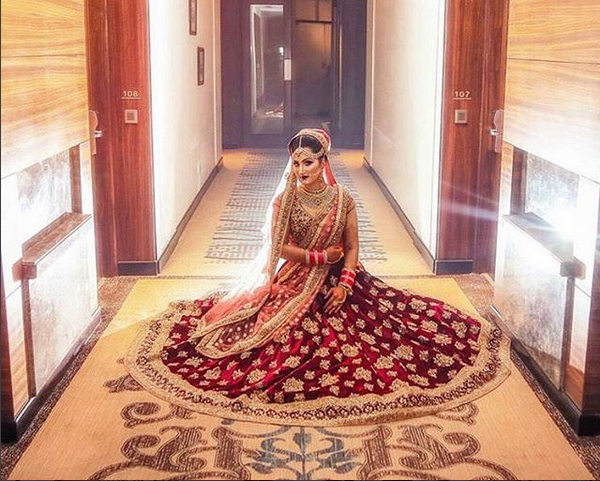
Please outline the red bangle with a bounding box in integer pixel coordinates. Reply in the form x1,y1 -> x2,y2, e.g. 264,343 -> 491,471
307,250 -> 326,265
340,268 -> 356,287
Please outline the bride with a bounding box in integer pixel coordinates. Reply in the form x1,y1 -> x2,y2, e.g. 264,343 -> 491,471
127,128 -> 510,426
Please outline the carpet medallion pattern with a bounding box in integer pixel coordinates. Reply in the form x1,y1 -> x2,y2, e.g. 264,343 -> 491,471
91,367 -> 517,480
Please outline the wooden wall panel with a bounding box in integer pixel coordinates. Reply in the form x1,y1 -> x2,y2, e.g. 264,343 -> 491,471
1,264 -> 14,420
5,289 -> 29,415
583,197 -> 600,412
106,0 -> 155,262
1,55 -> 89,178
504,59 -> 600,182
507,0 -> 600,63
1,0 -> 85,58
438,0 -> 486,261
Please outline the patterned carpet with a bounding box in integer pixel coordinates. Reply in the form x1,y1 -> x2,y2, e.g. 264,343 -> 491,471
3,277 -> 597,480
205,150 -> 387,263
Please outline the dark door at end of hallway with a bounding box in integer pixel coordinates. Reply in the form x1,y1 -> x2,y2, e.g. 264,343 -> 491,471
241,0 -> 335,147
223,0 -> 365,149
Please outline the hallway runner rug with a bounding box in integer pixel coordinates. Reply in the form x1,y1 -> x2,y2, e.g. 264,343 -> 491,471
204,150 -> 388,263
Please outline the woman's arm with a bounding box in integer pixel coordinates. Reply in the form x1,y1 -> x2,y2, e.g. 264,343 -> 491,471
281,243 -> 309,263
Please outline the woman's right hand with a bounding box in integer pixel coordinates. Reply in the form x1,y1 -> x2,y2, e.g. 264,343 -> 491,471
326,245 -> 344,264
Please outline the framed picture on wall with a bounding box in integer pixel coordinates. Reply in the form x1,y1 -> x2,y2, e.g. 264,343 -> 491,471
189,0 -> 197,35
197,47 -> 205,85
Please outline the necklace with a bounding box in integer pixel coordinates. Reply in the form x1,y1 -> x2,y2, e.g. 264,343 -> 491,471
296,184 -> 334,209
300,182 -> 328,196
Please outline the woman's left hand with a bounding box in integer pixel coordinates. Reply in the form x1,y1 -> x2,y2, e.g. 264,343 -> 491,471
324,286 -> 346,315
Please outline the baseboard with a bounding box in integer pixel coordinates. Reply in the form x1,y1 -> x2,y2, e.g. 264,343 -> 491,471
490,306 -> 599,436
157,157 -> 223,272
1,307 -> 102,442
117,261 -> 158,276
363,159 -> 435,271
434,259 -> 474,275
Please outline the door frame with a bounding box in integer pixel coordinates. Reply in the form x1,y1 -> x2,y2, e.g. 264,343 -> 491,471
473,0 -> 510,275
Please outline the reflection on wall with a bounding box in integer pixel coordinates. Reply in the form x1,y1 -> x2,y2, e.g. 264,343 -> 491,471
525,154 -> 579,238
495,217 -> 567,385
494,146 -> 594,405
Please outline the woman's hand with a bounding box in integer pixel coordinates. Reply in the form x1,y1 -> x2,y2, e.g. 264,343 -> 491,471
325,245 -> 344,264
324,286 -> 346,315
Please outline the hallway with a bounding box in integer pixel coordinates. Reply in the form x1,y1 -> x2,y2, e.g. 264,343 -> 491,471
2,151 -> 598,480
2,0 -> 600,479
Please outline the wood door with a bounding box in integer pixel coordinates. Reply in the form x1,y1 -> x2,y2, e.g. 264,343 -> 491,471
86,0 -> 118,277
473,0 -> 510,275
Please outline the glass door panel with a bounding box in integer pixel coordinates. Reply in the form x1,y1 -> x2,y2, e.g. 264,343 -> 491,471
249,4 -> 285,135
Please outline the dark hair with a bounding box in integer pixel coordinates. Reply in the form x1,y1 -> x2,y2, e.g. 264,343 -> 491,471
288,134 -> 326,158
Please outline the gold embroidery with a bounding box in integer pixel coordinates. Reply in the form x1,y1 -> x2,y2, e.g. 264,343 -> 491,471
394,345 -> 415,361
391,379 -> 410,390
341,344 -> 359,357
374,355 -> 394,369
247,369 -> 267,383
409,299 -> 428,312
434,353 -> 455,367
204,367 -> 221,380
421,320 -> 439,332
359,332 -> 376,345
355,367 -> 372,381
408,374 -> 430,387
319,359 -> 331,370
283,356 -> 301,368
315,347 -> 330,357
434,334 -> 453,346
283,377 -> 304,392
126,269 -> 511,427
452,320 -> 468,338
320,373 -> 339,387
302,319 -> 319,334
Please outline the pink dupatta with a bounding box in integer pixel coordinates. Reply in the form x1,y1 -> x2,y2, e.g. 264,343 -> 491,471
189,129 -> 343,358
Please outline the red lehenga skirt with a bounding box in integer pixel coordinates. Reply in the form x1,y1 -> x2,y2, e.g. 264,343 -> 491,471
126,263 -> 510,426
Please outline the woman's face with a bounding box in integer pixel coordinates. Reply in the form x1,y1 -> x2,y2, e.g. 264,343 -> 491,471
292,155 -> 324,190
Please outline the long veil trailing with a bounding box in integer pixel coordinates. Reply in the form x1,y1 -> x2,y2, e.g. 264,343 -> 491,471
191,128 -> 335,339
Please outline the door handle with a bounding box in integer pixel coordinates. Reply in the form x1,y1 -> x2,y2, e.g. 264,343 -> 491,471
284,59 -> 292,81
94,129 -> 104,139
491,109 -> 504,153
89,110 -> 99,155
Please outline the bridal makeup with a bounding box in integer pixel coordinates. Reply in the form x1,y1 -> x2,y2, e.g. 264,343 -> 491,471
292,156 -> 325,191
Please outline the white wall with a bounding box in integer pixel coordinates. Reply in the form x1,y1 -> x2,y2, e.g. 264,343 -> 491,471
366,0 -> 445,255
149,0 -> 221,256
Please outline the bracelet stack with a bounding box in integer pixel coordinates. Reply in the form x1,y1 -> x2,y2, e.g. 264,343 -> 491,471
338,267 -> 356,296
305,249 -> 328,265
